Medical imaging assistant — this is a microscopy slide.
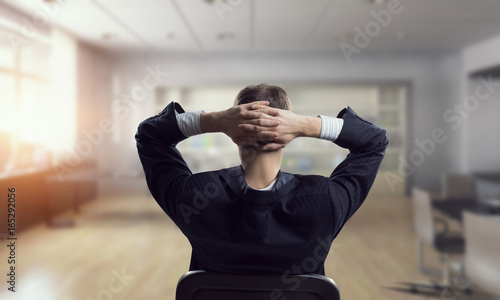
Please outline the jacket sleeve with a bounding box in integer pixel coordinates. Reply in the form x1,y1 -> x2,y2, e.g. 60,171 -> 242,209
135,101 -> 190,222
328,107 -> 389,233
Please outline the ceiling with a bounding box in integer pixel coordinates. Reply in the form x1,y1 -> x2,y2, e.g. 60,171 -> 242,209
3,0 -> 500,54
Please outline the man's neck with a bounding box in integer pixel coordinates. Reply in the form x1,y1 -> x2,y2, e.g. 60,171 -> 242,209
240,148 -> 283,190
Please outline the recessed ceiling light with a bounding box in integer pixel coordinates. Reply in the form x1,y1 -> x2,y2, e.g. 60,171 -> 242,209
217,32 -> 235,41
102,33 -> 118,41
166,32 -> 175,40
205,0 -> 232,5
335,32 -> 354,41
335,33 -> 346,41
369,0 -> 385,4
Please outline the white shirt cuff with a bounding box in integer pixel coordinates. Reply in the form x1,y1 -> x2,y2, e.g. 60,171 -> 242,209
175,110 -> 205,137
318,115 -> 344,142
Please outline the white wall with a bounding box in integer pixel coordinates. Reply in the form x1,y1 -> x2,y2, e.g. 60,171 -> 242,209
432,52 -> 465,174
463,35 -> 500,73
462,34 -> 500,173
105,51 -> 460,192
80,35 -> 500,195
76,42 -> 113,163
465,86 -> 500,172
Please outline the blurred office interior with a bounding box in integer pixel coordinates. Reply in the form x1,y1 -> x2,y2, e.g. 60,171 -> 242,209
1,0 -> 500,299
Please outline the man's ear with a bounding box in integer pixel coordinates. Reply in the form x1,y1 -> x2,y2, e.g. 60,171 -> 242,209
287,97 -> 292,110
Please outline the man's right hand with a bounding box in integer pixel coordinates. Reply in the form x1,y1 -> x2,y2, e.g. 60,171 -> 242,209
238,109 -> 322,151
200,101 -> 280,147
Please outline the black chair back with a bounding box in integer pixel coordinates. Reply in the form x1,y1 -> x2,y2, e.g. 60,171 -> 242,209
176,271 -> 340,300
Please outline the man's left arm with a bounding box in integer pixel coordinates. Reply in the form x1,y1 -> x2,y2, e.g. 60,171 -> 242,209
135,102 -> 192,220
135,101 -> 279,221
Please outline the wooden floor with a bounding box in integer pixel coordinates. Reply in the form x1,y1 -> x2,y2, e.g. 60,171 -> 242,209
0,194 -> 497,300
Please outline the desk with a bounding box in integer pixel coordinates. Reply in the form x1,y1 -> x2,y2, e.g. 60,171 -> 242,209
475,173 -> 500,199
432,199 -> 498,222
0,166 -> 97,232
0,169 -> 51,231
479,198 -> 500,214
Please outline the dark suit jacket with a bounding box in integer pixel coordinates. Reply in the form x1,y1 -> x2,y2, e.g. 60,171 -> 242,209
135,102 -> 388,275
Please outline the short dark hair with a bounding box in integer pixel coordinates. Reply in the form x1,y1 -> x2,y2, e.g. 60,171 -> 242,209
235,83 -> 291,110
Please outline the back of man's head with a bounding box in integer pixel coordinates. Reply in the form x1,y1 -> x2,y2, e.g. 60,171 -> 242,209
234,83 -> 291,110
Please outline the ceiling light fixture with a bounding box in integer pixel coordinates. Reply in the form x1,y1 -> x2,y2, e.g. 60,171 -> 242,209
369,0 -> 385,4
335,33 -> 346,41
335,32 -> 354,41
205,0 -> 232,5
166,32 -> 175,40
102,33 -> 118,41
217,32 -> 235,41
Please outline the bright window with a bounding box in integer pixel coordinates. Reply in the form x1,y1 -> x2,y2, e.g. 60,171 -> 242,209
0,26 -> 76,173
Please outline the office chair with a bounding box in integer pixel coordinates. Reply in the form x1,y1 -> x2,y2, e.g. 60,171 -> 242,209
463,212 -> 500,297
409,187 -> 466,293
442,174 -> 477,200
176,270 -> 341,300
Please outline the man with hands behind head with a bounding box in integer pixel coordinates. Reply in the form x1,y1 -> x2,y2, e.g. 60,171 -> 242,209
136,83 -> 388,275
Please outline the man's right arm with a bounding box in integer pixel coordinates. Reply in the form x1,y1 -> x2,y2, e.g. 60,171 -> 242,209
252,107 -> 388,232
325,107 -> 388,231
